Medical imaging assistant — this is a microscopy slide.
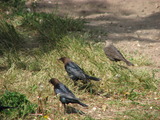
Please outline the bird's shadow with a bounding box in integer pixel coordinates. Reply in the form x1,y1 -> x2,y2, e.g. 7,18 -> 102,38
78,82 -> 97,94
78,82 -> 113,98
65,106 -> 85,115
117,64 -> 129,69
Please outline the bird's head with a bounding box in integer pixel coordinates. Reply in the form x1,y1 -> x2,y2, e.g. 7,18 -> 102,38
58,57 -> 71,64
49,78 -> 60,86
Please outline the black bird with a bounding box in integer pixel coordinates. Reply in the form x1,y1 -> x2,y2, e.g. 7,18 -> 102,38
0,106 -> 16,112
59,57 -> 101,84
49,78 -> 88,112
104,41 -> 134,66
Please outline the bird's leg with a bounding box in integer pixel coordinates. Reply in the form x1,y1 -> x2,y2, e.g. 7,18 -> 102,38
63,104 -> 66,114
85,80 -> 91,87
82,79 -> 89,84
74,81 -> 77,86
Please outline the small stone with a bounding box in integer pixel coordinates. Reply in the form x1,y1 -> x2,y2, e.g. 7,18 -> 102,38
102,105 -> 107,111
92,107 -> 97,111
6,11 -> 10,15
115,74 -> 121,78
137,43 -> 141,47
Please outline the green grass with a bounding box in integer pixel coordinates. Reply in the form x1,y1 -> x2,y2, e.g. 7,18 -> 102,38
0,1 -> 160,119
0,91 -> 37,120
0,0 -> 26,12
1,35 -> 159,119
0,20 -> 24,55
122,109 -> 160,120
22,12 -> 85,45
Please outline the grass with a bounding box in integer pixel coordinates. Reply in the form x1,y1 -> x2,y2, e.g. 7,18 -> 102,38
0,91 -> 37,119
122,109 -> 160,120
0,1 -> 160,119
22,12 -> 85,46
0,20 -> 24,55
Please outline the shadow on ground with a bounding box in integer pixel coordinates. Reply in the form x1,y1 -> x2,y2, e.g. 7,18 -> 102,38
65,106 -> 85,115
26,0 -> 160,43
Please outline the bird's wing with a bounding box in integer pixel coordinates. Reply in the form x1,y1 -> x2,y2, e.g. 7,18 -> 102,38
105,44 -> 125,61
104,45 -> 117,60
60,94 -> 80,105
65,62 -> 86,79
55,83 -> 77,99
116,49 -> 127,60
60,94 -> 79,101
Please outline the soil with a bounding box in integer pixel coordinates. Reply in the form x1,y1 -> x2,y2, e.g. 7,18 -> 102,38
26,0 -> 160,119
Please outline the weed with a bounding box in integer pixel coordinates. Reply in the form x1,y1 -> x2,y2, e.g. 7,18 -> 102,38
0,91 -> 37,119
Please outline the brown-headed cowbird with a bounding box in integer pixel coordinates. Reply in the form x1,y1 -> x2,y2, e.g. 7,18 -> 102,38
49,78 -> 88,112
104,41 -> 134,66
59,57 -> 101,84
0,106 -> 16,112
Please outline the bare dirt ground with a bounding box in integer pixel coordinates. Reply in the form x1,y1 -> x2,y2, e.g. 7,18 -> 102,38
26,0 -> 160,119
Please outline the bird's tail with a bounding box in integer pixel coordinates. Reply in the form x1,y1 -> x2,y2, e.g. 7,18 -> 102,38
86,75 -> 101,81
125,60 -> 134,66
78,102 -> 88,107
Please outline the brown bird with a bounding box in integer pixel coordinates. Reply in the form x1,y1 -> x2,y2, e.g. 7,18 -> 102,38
58,57 -> 101,84
104,41 -> 134,66
49,78 -> 88,113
